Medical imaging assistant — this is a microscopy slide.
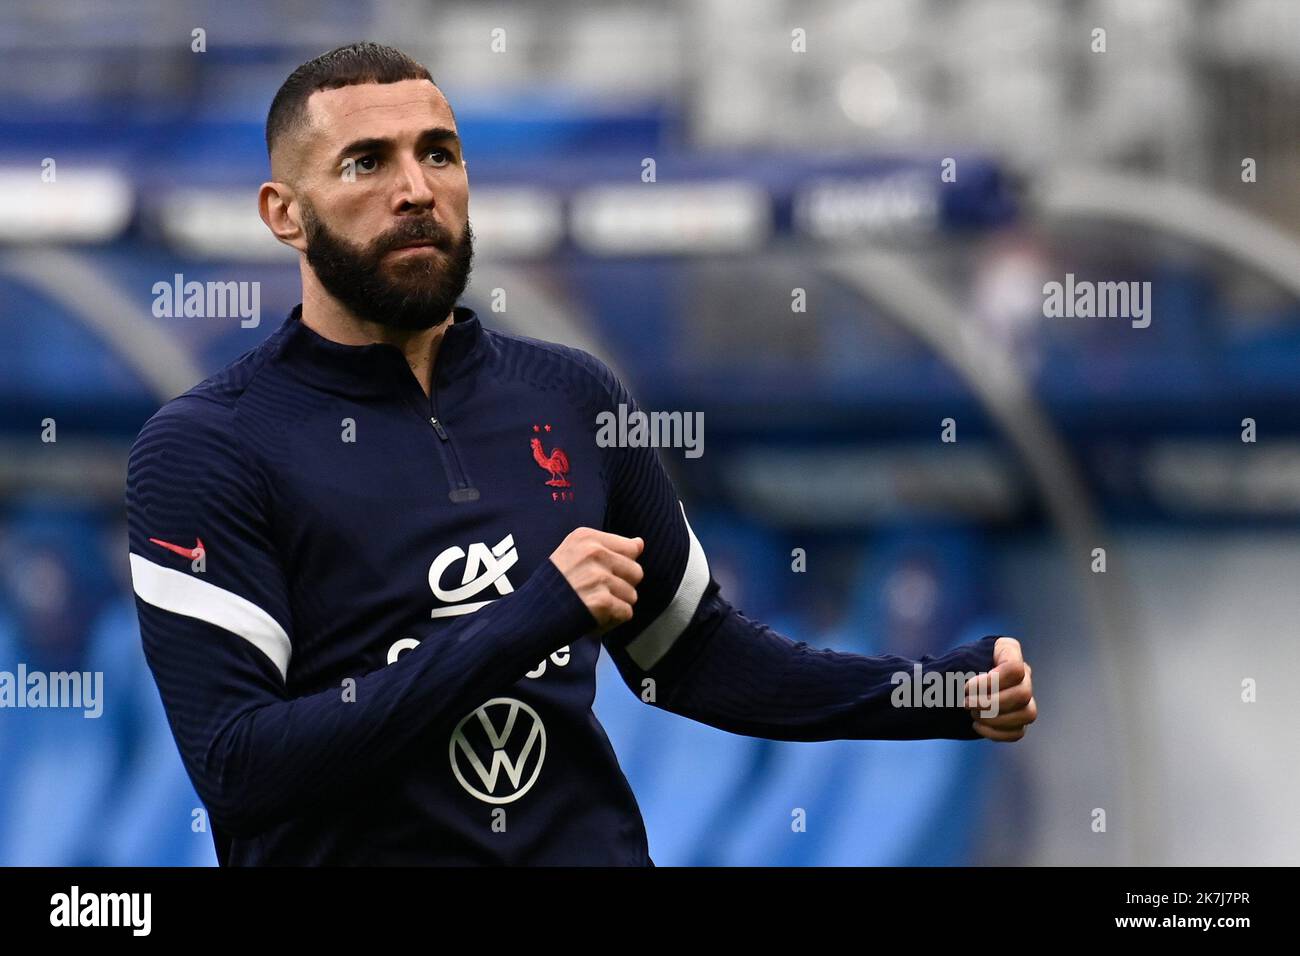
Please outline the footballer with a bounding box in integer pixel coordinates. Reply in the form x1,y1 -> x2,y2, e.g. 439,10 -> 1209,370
125,42 -> 1037,865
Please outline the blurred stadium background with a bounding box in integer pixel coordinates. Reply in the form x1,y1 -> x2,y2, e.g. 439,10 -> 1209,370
1,0 -> 1298,866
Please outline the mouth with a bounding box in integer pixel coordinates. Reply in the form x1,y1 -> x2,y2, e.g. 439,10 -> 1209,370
387,241 -> 441,257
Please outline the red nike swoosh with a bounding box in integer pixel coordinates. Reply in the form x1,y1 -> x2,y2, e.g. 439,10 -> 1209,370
149,537 -> 205,560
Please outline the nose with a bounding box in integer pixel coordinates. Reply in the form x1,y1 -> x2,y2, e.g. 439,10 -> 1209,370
393,153 -> 435,212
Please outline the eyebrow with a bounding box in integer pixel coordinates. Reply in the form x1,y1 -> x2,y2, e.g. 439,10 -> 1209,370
332,127 -> 461,165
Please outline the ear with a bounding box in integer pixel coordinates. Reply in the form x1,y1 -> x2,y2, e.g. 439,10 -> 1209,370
259,181 -> 308,254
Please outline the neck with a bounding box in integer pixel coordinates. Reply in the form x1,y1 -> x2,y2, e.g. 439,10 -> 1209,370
298,279 -> 453,397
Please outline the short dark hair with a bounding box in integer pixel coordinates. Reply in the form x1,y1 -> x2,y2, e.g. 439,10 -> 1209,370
266,42 -> 437,159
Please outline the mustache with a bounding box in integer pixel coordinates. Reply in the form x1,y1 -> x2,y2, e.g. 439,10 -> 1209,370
376,220 -> 451,254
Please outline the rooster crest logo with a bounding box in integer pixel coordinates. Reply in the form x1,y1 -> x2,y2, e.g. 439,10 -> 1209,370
530,424 -> 571,487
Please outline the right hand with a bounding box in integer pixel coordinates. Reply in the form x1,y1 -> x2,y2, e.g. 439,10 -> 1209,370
548,527 -> 644,633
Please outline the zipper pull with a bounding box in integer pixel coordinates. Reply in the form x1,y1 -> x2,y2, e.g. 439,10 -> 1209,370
429,416 -> 449,440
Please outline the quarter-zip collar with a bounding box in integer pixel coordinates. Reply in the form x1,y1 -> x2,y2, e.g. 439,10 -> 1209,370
276,302 -> 485,399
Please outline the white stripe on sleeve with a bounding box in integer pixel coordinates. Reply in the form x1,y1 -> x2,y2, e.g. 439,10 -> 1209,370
625,502 -> 711,671
129,552 -> 292,681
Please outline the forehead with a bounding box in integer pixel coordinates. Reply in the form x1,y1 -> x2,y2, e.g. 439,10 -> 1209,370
304,78 -> 453,145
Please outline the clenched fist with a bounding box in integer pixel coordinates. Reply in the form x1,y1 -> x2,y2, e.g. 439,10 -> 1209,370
548,527 -> 645,633
962,636 -> 1038,742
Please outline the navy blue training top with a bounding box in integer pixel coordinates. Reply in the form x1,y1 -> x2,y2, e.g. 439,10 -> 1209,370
125,304 -> 997,865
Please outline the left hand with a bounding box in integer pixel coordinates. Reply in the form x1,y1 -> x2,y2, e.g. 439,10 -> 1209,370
962,636 -> 1037,742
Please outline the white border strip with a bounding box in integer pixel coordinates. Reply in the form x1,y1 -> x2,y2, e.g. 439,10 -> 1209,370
129,553 -> 292,681
626,502 -> 710,671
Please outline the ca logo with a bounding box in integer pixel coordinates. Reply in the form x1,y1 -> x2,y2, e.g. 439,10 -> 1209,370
450,697 -> 546,804
429,534 -> 518,618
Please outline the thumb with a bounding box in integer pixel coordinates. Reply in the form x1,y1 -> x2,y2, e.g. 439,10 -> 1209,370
993,636 -> 1025,672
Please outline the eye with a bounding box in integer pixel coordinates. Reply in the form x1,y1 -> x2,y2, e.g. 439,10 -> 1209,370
425,148 -> 451,167
352,155 -> 379,174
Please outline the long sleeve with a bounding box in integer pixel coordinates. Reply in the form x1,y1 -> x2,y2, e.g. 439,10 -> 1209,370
125,396 -> 596,840
588,360 -> 997,741
641,589 -> 998,741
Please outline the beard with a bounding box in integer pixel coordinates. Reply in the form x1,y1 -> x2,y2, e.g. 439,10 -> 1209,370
301,201 -> 474,332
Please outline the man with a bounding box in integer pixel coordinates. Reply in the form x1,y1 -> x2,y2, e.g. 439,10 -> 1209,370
125,42 -> 1037,866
